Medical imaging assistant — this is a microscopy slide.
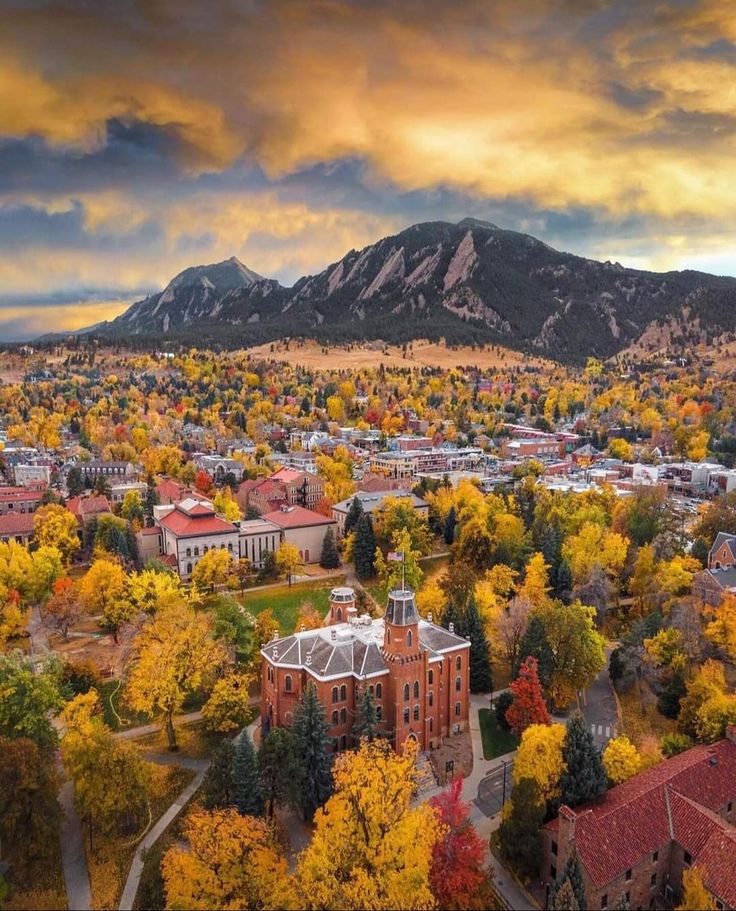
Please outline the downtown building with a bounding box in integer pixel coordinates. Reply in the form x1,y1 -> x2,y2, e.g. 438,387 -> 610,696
260,586 -> 470,753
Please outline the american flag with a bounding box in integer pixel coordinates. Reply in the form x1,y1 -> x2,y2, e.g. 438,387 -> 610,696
387,551 -> 404,562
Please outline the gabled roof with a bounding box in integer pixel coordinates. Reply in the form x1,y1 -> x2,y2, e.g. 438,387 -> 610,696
710,531 -> 736,562
67,495 -> 112,520
0,513 -> 35,535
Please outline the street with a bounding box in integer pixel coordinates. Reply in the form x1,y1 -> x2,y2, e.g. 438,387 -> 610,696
577,650 -> 619,749
474,758 -> 514,817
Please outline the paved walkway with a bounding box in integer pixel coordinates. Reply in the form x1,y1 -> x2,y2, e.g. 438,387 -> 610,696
58,780 -> 92,911
112,710 -> 203,741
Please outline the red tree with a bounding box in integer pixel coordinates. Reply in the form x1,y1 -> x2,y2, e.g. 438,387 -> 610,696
505,655 -> 550,736
429,776 -> 492,910
194,470 -> 213,494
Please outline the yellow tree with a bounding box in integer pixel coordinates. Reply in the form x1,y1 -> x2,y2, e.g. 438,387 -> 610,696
78,557 -> 131,642
162,808 -> 292,910
191,549 -> 234,592
518,552 -> 551,608
297,739 -> 444,910
275,542 -> 303,587
201,672 -> 255,733
126,602 -> 230,750
705,593 -> 736,661
602,735 -> 642,784
127,568 -> 184,614
677,867 -> 716,911
213,489 -> 241,521
562,522 -> 628,586
33,504 -> 80,564
374,527 -> 423,593
512,723 -> 566,804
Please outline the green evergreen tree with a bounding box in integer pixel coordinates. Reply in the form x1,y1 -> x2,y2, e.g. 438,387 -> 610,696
515,614 -> 554,688
464,597 -> 493,693
441,599 -> 463,635
319,527 -> 340,569
344,496 -> 364,537
552,880 -> 579,911
443,505 -> 457,546
559,714 -> 607,808
353,513 -> 376,578
498,777 -> 545,879
292,683 -> 333,821
258,727 -> 300,819
145,475 -> 158,518
354,687 -> 380,742
66,466 -> 85,497
202,739 -> 235,809
550,850 -> 587,911
556,558 -> 573,600
232,730 -> 263,816
657,670 -> 686,718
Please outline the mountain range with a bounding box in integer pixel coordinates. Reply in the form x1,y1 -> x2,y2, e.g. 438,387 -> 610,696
63,218 -> 736,363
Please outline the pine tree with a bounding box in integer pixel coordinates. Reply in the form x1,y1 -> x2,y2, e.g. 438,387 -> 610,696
443,506 -> 457,546
353,513 -> 376,579
320,528 -> 340,569
258,727 -> 300,819
202,739 -> 235,809
498,777 -> 545,879
550,851 -> 587,911
292,683 -> 333,821
354,687 -> 380,742
441,599 -> 462,635
344,496 -> 364,537
464,597 -> 493,693
552,880 -> 579,911
515,614 -> 554,688
556,558 -> 573,601
232,730 -> 263,816
559,714 -> 607,808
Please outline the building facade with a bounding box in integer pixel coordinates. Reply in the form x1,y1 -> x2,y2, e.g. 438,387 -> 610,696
260,586 -> 470,753
692,532 -> 736,606
158,497 -> 239,579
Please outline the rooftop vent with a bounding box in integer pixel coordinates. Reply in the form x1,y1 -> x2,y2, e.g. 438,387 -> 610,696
331,629 -> 337,641
449,622 -> 455,634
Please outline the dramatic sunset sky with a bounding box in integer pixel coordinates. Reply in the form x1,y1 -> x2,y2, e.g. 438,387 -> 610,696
1,0 -> 735,338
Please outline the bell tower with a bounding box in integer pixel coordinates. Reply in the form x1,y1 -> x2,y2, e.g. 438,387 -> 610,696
383,589 -> 420,657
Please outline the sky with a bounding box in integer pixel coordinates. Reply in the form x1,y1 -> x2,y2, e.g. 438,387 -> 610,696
1,0 -> 736,340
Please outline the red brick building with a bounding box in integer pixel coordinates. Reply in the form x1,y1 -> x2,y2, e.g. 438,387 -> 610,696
542,732 -> 736,910
260,586 -> 470,752
693,531 -> 736,607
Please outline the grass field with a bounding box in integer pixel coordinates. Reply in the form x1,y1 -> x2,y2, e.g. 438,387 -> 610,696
238,575 -> 346,633
478,708 -> 519,760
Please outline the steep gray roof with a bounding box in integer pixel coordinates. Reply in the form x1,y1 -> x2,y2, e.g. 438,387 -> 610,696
262,616 -> 468,680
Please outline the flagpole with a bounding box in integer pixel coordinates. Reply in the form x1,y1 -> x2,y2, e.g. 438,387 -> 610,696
402,549 -> 405,591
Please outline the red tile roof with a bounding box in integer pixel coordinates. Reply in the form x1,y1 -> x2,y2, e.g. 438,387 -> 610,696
0,513 -> 35,536
550,739 -> 736,892
0,487 -> 44,503
261,505 -> 335,529
159,505 -> 237,538
67,496 -> 112,521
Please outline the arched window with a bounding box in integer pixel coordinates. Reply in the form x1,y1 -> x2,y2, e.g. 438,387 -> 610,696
376,683 -> 382,699
387,629 -> 391,643
413,680 -> 420,699
186,547 -> 192,557
285,675 -> 292,692
340,734 -> 347,750
203,546 -> 208,554
340,707 -> 347,724
455,676 -> 462,692
413,705 -> 420,721
376,705 -> 382,721
456,656 -> 462,671
340,684 -> 347,701
429,717 -> 433,732
186,563 -> 192,574
228,542 -> 233,551
428,692 -> 434,707
332,686 -> 339,704
455,702 -> 461,717
284,711 -> 293,725
332,710 -> 338,725
403,683 -> 410,701
403,707 -> 410,724
428,670 -> 434,685
193,546 -> 199,556
336,607 -> 343,622
407,630 -> 413,647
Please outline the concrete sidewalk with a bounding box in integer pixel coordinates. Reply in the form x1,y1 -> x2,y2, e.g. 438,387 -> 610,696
58,780 -> 92,911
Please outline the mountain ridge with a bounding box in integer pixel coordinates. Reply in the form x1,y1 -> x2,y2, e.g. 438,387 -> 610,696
54,220 -> 736,363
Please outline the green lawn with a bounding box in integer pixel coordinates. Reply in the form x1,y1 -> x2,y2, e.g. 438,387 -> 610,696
478,707 -> 519,760
238,575 -> 346,633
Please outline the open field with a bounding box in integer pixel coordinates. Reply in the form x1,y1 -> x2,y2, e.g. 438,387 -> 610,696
242,338 -> 552,371
238,575 -> 347,633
